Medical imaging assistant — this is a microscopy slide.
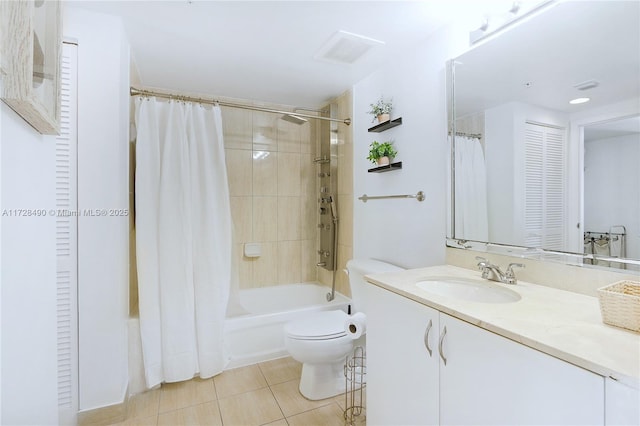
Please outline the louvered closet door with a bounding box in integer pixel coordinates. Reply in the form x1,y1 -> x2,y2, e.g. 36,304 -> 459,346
524,122 -> 566,251
57,41 -> 78,426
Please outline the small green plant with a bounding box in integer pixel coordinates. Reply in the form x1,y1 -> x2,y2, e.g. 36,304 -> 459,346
367,96 -> 393,121
367,140 -> 398,164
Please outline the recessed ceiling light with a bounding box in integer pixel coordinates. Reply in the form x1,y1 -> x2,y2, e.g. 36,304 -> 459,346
569,97 -> 590,105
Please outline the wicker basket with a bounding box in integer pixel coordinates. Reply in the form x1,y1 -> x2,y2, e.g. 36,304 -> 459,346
597,280 -> 640,332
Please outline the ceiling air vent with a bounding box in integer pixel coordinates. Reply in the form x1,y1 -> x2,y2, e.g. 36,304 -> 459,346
314,30 -> 385,65
573,79 -> 600,91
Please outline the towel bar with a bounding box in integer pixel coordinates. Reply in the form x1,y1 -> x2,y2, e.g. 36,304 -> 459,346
358,191 -> 425,203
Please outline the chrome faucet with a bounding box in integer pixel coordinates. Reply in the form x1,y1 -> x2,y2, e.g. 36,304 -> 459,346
475,256 -> 525,285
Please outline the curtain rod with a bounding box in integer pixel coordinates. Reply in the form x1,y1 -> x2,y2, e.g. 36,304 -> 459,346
130,87 -> 351,125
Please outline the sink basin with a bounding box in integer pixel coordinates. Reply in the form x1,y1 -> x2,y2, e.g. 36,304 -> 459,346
415,276 -> 521,303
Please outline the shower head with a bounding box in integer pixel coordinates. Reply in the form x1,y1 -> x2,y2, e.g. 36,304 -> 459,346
281,114 -> 308,125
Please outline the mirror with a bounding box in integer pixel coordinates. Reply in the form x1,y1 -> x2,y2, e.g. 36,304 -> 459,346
448,1 -> 640,270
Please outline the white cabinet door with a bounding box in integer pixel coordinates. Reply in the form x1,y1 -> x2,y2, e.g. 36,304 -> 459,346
605,378 -> 640,425
439,313 -> 604,425
364,284 -> 439,426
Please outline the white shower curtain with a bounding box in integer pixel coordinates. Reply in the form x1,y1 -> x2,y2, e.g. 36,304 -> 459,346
135,97 -> 232,388
454,136 -> 489,241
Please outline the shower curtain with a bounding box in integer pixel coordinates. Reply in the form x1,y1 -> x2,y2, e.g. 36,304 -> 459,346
135,97 -> 232,388
454,136 -> 489,241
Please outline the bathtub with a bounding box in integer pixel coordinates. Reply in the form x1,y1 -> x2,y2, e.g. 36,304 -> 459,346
128,282 -> 350,393
225,283 -> 350,369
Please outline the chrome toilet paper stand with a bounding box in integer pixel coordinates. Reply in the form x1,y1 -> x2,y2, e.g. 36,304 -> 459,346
344,345 -> 366,425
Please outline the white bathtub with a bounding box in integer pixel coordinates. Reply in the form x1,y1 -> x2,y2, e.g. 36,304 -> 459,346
225,283 -> 350,369
128,283 -> 350,393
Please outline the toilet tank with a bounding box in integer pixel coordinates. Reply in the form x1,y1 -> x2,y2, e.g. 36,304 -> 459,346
346,259 -> 404,313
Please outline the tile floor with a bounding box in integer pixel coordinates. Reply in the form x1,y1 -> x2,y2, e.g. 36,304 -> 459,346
110,357 -> 365,426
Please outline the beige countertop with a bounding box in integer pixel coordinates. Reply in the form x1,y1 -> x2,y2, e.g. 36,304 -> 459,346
366,264 -> 640,389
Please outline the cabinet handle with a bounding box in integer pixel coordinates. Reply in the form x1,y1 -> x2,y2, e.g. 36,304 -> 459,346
439,326 -> 447,366
424,319 -> 433,357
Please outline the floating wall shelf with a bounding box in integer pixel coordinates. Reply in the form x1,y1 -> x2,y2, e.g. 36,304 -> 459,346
368,162 -> 402,173
368,117 -> 402,133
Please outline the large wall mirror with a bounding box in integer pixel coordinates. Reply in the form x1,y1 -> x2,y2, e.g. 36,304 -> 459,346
448,0 -> 640,271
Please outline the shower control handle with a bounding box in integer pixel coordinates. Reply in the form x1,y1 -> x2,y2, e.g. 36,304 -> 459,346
316,262 -> 326,267
317,250 -> 330,258
319,207 -> 327,214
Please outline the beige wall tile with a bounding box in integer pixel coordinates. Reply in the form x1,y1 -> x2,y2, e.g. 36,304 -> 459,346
253,150 -> 277,196
277,120 -> 301,153
235,243 -> 253,289
225,149 -> 253,196
221,107 -> 252,150
277,197 -> 301,241
277,152 -> 301,197
213,364 -> 268,399
301,239 -> 317,282
230,196 -> 253,243
253,111 -> 278,152
253,197 -> 278,242
300,154 -> 315,196
337,194 -> 353,247
158,378 -> 216,414
218,388 -> 283,426
258,357 -> 302,387
318,266 -> 332,287
252,242 -> 278,287
300,121 -> 312,154
277,241 -> 302,284
338,141 -> 353,196
157,401 -> 222,426
301,196 -> 317,241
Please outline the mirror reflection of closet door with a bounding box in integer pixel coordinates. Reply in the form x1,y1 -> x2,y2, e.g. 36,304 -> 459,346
56,41 -> 78,426
523,122 -> 567,251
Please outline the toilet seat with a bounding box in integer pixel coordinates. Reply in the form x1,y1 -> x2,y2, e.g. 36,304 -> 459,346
285,310 -> 348,340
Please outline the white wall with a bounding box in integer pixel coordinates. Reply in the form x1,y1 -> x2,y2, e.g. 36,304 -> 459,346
352,24 -> 468,268
64,7 -> 131,411
584,134 -> 640,259
1,98 -> 58,423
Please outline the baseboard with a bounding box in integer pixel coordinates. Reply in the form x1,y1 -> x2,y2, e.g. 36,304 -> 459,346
77,385 -> 129,426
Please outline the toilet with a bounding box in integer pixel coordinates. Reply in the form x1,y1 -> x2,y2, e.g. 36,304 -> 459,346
284,258 -> 404,400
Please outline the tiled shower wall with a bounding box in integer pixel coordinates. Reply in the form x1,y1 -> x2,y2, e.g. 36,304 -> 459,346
222,101 -> 318,289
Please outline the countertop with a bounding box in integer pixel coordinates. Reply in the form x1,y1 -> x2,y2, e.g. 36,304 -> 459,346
365,264 -> 640,389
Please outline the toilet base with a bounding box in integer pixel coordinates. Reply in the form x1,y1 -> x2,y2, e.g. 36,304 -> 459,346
298,361 -> 346,400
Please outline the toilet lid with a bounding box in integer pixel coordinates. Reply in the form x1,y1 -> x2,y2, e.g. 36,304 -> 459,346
285,310 -> 348,340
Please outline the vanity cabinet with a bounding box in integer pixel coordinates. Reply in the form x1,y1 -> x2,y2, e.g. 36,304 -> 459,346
366,283 -> 439,425
364,284 -> 605,425
605,378 -> 640,425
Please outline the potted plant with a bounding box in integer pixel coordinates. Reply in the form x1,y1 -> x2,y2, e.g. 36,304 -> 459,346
367,97 -> 393,123
367,140 -> 398,166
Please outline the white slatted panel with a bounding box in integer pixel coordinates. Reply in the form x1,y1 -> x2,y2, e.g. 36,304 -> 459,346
543,129 -> 566,250
524,126 -> 544,248
56,42 -> 78,425
524,122 -> 567,251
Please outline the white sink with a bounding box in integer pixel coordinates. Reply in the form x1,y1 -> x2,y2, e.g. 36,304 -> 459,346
415,276 -> 521,304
